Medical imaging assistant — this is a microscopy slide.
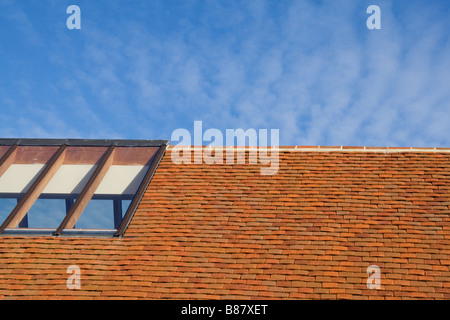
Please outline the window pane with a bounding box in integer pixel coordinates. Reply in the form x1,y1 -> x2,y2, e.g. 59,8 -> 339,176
122,199 -> 132,213
26,199 -> 66,229
0,198 -> 16,224
75,199 -> 114,229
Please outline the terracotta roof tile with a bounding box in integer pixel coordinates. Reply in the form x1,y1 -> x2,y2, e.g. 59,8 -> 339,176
1,147 -> 450,299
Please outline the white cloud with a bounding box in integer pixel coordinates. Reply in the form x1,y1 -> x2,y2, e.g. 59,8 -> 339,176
0,0 -> 449,147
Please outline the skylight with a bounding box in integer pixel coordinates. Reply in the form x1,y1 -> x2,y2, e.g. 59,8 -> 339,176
0,139 -> 168,237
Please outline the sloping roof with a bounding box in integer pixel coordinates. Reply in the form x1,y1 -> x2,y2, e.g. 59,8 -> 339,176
1,146 -> 450,299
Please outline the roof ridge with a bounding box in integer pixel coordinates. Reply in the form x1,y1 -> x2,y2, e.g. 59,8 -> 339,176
166,145 -> 450,153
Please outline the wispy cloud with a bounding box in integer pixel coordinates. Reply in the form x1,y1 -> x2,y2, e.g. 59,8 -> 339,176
0,0 -> 449,147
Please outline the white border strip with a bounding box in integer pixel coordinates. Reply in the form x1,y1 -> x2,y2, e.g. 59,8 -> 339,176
167,146 -> 449,153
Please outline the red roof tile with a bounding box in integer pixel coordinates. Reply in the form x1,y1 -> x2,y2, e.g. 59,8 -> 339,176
1,147 -> 450,299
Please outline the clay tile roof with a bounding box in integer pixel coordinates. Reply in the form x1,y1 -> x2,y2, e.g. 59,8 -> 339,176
1,146 -> 450,300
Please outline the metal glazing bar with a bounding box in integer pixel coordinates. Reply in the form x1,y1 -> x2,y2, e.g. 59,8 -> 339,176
0,144 -> 18,177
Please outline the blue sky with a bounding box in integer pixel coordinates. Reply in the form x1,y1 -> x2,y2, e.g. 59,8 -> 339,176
0,0 -> 449,147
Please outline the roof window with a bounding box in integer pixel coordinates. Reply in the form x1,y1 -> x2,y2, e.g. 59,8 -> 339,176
0,139 -> 167,237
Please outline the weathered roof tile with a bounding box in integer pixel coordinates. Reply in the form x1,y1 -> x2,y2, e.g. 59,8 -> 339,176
1,147 -> 450,299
